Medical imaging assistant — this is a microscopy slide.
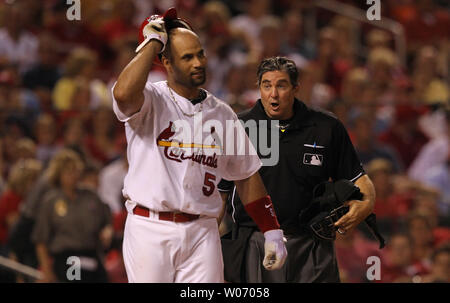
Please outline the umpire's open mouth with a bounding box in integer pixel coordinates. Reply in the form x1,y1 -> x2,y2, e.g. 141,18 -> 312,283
270,102 -> 280,110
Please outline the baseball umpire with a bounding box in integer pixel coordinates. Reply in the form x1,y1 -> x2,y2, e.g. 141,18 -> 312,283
112,8 -> 287,282
219,56 -> 377,282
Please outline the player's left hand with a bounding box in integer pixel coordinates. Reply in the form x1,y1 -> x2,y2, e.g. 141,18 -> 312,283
263,229 -> 287,270
334,199 -> 373,234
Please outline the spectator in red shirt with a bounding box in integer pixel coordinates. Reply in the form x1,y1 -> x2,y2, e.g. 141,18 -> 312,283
99,0 -> 138,50
379,105 -> 429,169
390,0 -> 449,52
335,229 -> 380,283
379,233 -> 416,282
421,243 -> 450,283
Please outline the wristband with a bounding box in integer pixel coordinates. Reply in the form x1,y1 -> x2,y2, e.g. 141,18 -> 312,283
244,195 -> 280,233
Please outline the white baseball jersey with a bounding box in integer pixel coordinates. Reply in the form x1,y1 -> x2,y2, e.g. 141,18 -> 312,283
112,80 -> 261,218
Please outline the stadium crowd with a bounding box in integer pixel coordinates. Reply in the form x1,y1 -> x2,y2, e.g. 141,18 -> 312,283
0,0 -> 448,282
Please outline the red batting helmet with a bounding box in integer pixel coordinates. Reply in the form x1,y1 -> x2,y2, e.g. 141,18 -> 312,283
138,7 -> 193,46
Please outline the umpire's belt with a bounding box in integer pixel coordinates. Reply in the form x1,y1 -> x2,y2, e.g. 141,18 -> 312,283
133,205 -> 200,223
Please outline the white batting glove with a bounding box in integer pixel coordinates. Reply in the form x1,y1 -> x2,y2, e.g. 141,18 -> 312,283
136,15 -> 168,53
263,229 -> 287,270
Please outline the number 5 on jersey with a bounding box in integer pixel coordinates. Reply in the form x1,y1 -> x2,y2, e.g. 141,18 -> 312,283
203,172 -> 216,196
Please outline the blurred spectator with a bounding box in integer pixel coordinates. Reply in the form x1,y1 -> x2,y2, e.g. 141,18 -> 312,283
340,68 -> 369,111
409,109 -> 450,215
366,158 -> 413,236
230,0 -> 272,41
99,0 -> 138,50
59,117 -> 90,164
308,26 -> 352,96
98,140 -> 128,216
352,112 -> 404,173
366,29 -> 392,51
0,136 -> 4,194
407,212 -> 435,275
0,1 -> 39,73
280,10 -> 315,60
367,47 -> 399,106
32,149 -> 112,282
379,233 -> 416,282
390,0 -> 449,52
43,0 -> 103,56
412,191 -> 450,245
52,47 -> 109,111
335,229 -> 380,283
8,149 -> 73,275
329,16 -> 357,67
217,63 -> 249,111
411,45 -> 449,106
106,44 -> 136,101
33,113 -> 60,167
0,159 -> 42,247
258,16 -> 283,59
0,117 -> 30,172
22,33 -> 61,92
200,1 -> 260,97
379,105 -> 429,169
421,243 -> 450,283
85,106 -> 119,165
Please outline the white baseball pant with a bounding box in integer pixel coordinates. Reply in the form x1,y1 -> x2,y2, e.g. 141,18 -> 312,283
122,201 -> 224,282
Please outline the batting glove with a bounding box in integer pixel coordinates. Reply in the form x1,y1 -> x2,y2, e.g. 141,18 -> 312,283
136,15 -> 168,53
263,229 -> 287,270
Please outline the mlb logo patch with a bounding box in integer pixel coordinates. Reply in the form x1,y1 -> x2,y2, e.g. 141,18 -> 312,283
303,153 -> 323,166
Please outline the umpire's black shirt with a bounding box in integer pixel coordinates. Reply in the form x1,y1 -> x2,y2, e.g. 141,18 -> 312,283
219,99 -> 365,234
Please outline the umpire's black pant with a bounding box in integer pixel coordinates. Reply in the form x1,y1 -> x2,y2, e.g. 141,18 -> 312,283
244,231 -> 340,283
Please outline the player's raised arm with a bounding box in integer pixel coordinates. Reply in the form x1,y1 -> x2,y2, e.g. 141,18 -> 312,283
113,16 -> 167,117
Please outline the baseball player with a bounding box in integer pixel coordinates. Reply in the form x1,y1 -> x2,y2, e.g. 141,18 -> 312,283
112,8 -> 287,283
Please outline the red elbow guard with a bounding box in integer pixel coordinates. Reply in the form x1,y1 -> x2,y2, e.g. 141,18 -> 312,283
244,195 -> 280,233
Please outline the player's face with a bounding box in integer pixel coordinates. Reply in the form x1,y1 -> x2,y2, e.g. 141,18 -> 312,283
169,31 -> 207,88
259,70 -> 298,120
